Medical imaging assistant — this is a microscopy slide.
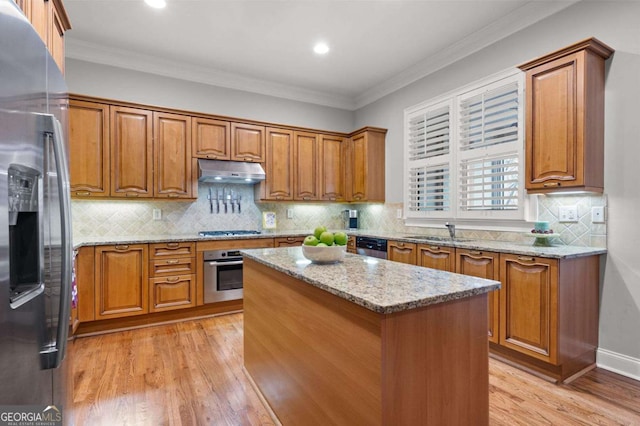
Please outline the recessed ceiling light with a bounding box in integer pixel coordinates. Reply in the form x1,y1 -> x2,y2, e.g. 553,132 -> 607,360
313,42 -> 330,55
145,0 -> 166,9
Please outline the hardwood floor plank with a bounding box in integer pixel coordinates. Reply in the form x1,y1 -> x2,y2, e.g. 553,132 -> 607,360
67,313 -> 640,426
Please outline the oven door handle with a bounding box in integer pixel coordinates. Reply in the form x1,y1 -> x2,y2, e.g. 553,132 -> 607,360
207,260 -> 244,267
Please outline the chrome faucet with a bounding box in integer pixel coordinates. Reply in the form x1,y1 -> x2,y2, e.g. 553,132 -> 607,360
445,222 -> 456,239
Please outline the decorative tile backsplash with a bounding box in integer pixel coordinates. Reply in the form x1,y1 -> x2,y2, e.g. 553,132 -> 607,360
72,183 -> 606,248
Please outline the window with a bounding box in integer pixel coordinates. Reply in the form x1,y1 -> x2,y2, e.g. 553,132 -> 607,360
404,70 -> 529,227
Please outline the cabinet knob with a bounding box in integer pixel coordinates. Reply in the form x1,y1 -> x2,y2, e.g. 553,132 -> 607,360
543,182 -> 561,187
75,191 -> 90,196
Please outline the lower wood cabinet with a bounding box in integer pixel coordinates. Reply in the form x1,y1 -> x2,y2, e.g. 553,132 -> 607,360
94,244 -> 149,320
274,236 -> 305,247
456,249 -> 500,344
387,240 -> 417,264
149,274 -> 196,312
417,244 -> 455,271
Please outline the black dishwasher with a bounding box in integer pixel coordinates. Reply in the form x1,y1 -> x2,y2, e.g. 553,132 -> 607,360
355,236 -> 388,259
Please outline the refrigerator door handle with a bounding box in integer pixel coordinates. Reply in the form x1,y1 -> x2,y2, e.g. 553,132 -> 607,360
44,114 -> 72,369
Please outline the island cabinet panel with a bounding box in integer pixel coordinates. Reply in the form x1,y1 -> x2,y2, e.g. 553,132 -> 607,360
417,244 -> 455,271
387,240 -> 417,264
192,117 -> 231,160
244,258 -> 490,425
231,122 -> 265,162
293,131 -> 319,200
69,100 -> 110,197
456,249 -> 500,343
110,106 -> 153,198
318,134 -> 347,201
153,112 -> 193,199
94,244 -> 149,319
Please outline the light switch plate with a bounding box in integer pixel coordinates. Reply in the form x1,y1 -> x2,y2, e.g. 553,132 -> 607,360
396,209 -> 403,219
287,208 -> 293,219
592,206 -> 605,223
558,205 -> 578,222
152,209 -> 162,220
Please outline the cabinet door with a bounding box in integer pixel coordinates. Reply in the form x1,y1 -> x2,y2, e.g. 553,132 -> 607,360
192,117 -> 230,159
318,134 -> 346,201
154,112 -> 192,198
347,237 -> 356,254
499,254 -> 558,363
95,244 -> 149,319
417,244 -> 455,271
293,131 -> 319,201
349,132 -> 368,202
29,0 -> 47,46
76,246 -> 95,323
149,275 -> 196,312
264,127 -> 294,200
456,249 -> 500,343
110,106 -> 153,198
231,122 -> 265,162
69,100 -> 110,197
274,237 -> 305,247
48,0 -> 65,73
387,241 -> 417,264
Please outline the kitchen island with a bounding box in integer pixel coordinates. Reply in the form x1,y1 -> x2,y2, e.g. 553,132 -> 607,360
242,247 -> 501,426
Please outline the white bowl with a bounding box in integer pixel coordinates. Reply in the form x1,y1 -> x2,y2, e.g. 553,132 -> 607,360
301,244 -> 347,264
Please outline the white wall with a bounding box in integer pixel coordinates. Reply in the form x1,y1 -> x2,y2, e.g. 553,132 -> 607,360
66,58 -> 356,133
355,1 -> 640,374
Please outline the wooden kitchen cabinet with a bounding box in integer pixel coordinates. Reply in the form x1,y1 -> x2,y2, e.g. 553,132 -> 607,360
274,236 -> 305,247
388,240 -> 417,265
231,122 -> 265,162
456,248 -> 500,343
417,244 -> 455,271
148,242 -> 196,312
95,244 -> 149,320
69,99 -> 110,197
293,131 -> 320,201
318,134 -> 347,201
110,106 -> 153,198
261,127 -> 294,201
519,38 -> 613,193
149,275 -> 196,313
347,128 -> 386,202
192,117 -> 231,160
75,246 -> 95,324
153,112 -> 193,199
347,237 -> 356,254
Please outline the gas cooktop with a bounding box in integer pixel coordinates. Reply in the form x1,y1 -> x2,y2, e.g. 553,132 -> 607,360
198,230 -> 262,237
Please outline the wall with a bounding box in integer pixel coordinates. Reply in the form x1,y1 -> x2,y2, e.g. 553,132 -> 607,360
66,58 -> 356,133
355,1 -> 640,377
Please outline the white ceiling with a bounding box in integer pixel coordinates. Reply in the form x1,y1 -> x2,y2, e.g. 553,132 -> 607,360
64,0 -> 575,110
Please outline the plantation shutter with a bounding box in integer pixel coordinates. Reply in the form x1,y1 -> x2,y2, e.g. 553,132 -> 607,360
408,163 -> 451,212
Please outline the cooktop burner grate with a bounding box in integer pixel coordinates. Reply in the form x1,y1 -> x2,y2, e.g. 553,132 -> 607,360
198,230 -> 262,237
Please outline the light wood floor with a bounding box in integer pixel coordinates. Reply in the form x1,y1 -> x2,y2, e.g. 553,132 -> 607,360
68,313 -> 640,426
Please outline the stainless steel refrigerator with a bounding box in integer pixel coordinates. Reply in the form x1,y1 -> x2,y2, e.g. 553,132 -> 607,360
0,0 -> 72,412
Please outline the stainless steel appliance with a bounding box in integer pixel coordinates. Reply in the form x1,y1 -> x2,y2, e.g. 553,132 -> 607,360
355,236 -> 388,259
1,0 -> 72,408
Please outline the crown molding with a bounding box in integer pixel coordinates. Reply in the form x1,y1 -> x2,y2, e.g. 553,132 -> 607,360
354,1 -> 578,109
65,39 -> 357,110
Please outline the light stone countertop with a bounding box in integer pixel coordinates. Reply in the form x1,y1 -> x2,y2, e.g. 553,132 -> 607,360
241,246 -> 501,314
73,229 -> 606,259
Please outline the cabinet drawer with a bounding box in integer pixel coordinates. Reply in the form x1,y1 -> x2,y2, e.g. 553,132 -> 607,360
274,236 -> 305,247
149,274 -> 196,313
149,242 -> 195,259
149,257 -> 196,277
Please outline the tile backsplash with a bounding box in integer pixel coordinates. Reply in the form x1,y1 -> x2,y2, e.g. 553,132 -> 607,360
72,184 -> 606,248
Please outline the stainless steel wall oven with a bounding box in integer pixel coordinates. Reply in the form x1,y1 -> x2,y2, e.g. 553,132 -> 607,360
203,249 -> 244,303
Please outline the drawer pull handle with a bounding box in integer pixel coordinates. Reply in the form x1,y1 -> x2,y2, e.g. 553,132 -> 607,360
115,245 -> 129,251
397,242 -> 404,247
543,182 -> 561,187
125,192 -> 139,197
429,246 -> 440,251
168,193 -> 179,198
287,237 -> 296,241
517,256 -> 535,262
206,155 -> 217,159
303,197 -> 310,200
166,259 -> 180,264
166,242 -> 180,248
469,250 -> 482,256
75,191 -> 90,196
166,277 -> 180,283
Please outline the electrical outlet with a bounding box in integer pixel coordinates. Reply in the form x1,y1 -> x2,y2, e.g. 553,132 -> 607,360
396,209 -> 403,219
558,205 -> 578,222
592,206 -> 605,223
152,209 -> 162,220
287,208 -> 293,219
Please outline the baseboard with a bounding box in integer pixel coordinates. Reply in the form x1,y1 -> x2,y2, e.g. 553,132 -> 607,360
597,348 -> 640,381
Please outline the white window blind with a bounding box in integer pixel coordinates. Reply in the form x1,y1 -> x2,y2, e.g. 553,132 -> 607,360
408,163 -> 450,212
408,105 -> 450,161
459,152 -> 519,211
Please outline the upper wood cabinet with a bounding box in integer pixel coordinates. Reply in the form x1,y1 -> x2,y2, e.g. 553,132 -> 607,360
417,244 -> 455,271
110,106 -> 154,198
456,249 -> 500,344
262,128 -> 294,201
153,112 -> 193,199
387,241 -> 417,265
192,117 -> 231,160
293,131 -> 319,201
519,38 -> 613,193
347,128 -> 386,202
69,99 -> 110,197
16,0 -> 71,74
231,122 -> 265,162
318,134 -> 347,202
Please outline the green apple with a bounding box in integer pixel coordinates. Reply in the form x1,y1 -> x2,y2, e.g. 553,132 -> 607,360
303,235 -> 319,246
316,242 -> 328,247
314,226 -> 327,239
319,231 -> 334,246
334,231 -> 348,246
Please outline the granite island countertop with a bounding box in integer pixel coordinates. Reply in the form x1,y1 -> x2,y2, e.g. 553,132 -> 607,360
241,246 -> 501,314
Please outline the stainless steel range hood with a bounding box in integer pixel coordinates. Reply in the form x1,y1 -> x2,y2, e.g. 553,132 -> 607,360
197,159 -> 266,184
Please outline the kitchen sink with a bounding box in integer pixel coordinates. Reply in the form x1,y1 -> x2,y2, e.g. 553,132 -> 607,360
403,235 -> 473,242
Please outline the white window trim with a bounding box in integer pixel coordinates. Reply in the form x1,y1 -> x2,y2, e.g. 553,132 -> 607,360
403,68 -> 536,231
